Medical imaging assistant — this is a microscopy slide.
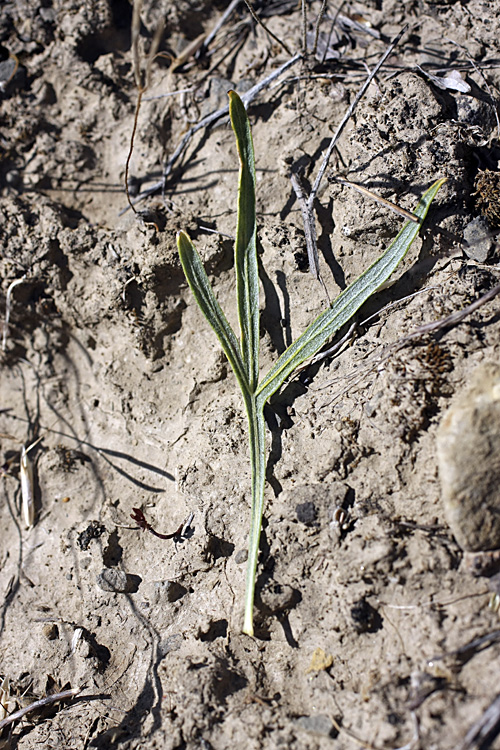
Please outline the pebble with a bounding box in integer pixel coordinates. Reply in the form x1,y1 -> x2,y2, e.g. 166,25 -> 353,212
234,549 -> 248,564
97,568 -> 129,593
437,362 -> 500,552
5,169 -> 21,188
42,623 -> 59,640
463,216 -> 494,263
295,715 -> 336,737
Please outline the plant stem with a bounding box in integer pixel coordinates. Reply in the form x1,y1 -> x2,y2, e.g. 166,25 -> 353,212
242,394 -> 266,637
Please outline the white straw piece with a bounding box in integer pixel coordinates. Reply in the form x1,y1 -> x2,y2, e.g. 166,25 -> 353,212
20,445 -> 35,528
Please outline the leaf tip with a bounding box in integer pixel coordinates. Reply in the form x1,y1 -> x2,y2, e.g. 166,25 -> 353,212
177,229 -> 191,247
228,89 -> 244,113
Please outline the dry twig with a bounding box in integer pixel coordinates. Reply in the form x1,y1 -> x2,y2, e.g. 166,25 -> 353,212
242,0 -> 292,55
455,693 -> 500,750
308,25 -> 408,207
0,688 -> 80,731
292,26 -> 408,281
121,52 -> 302,212
334,178 -> 420,223
125,0 -> 165,212
2,275 -> 26,352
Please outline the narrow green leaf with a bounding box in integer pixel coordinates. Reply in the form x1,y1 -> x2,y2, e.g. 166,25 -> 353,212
177,230 -> 250,394
229,91 -> 259,391
256,178 -> 446,406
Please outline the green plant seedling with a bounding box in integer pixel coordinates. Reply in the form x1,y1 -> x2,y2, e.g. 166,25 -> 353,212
177,91 -> 445,636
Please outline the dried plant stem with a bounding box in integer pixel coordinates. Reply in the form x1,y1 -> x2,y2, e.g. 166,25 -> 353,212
301,0 -> 307,52
2,275 -> 27,352
309,25 -> 408,207
291,26 -> 407,283
0,688 -> 80,731
203,0 -> 242,50
455,693 -> 500,750
242,0 -> 292,56
122,53 -> 302,212
125,0 -> 164,212
335,178 -> 420,222
312,0 -> 328,57
125,90 -> 143,214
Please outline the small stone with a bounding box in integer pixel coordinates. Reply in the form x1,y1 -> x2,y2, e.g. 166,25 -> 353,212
42,623 -> 59,640
295,715 -> 336,737
234,549 -> 248,564
97,568 -> 129,593
463,217 -> 493,263
437,362 -> 500,552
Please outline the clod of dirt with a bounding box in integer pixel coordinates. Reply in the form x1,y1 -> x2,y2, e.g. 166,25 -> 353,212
257,581 -> 299,615
159,580 -> 188,603
306,647 -> 333,673
437,361 -> 500,553
350,597 -> 383,634
295,500 -> 317,526
72,629 -> 111,673
474,169 -> 500,225
77,520 -> 106,550
463,548 -> 500,577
